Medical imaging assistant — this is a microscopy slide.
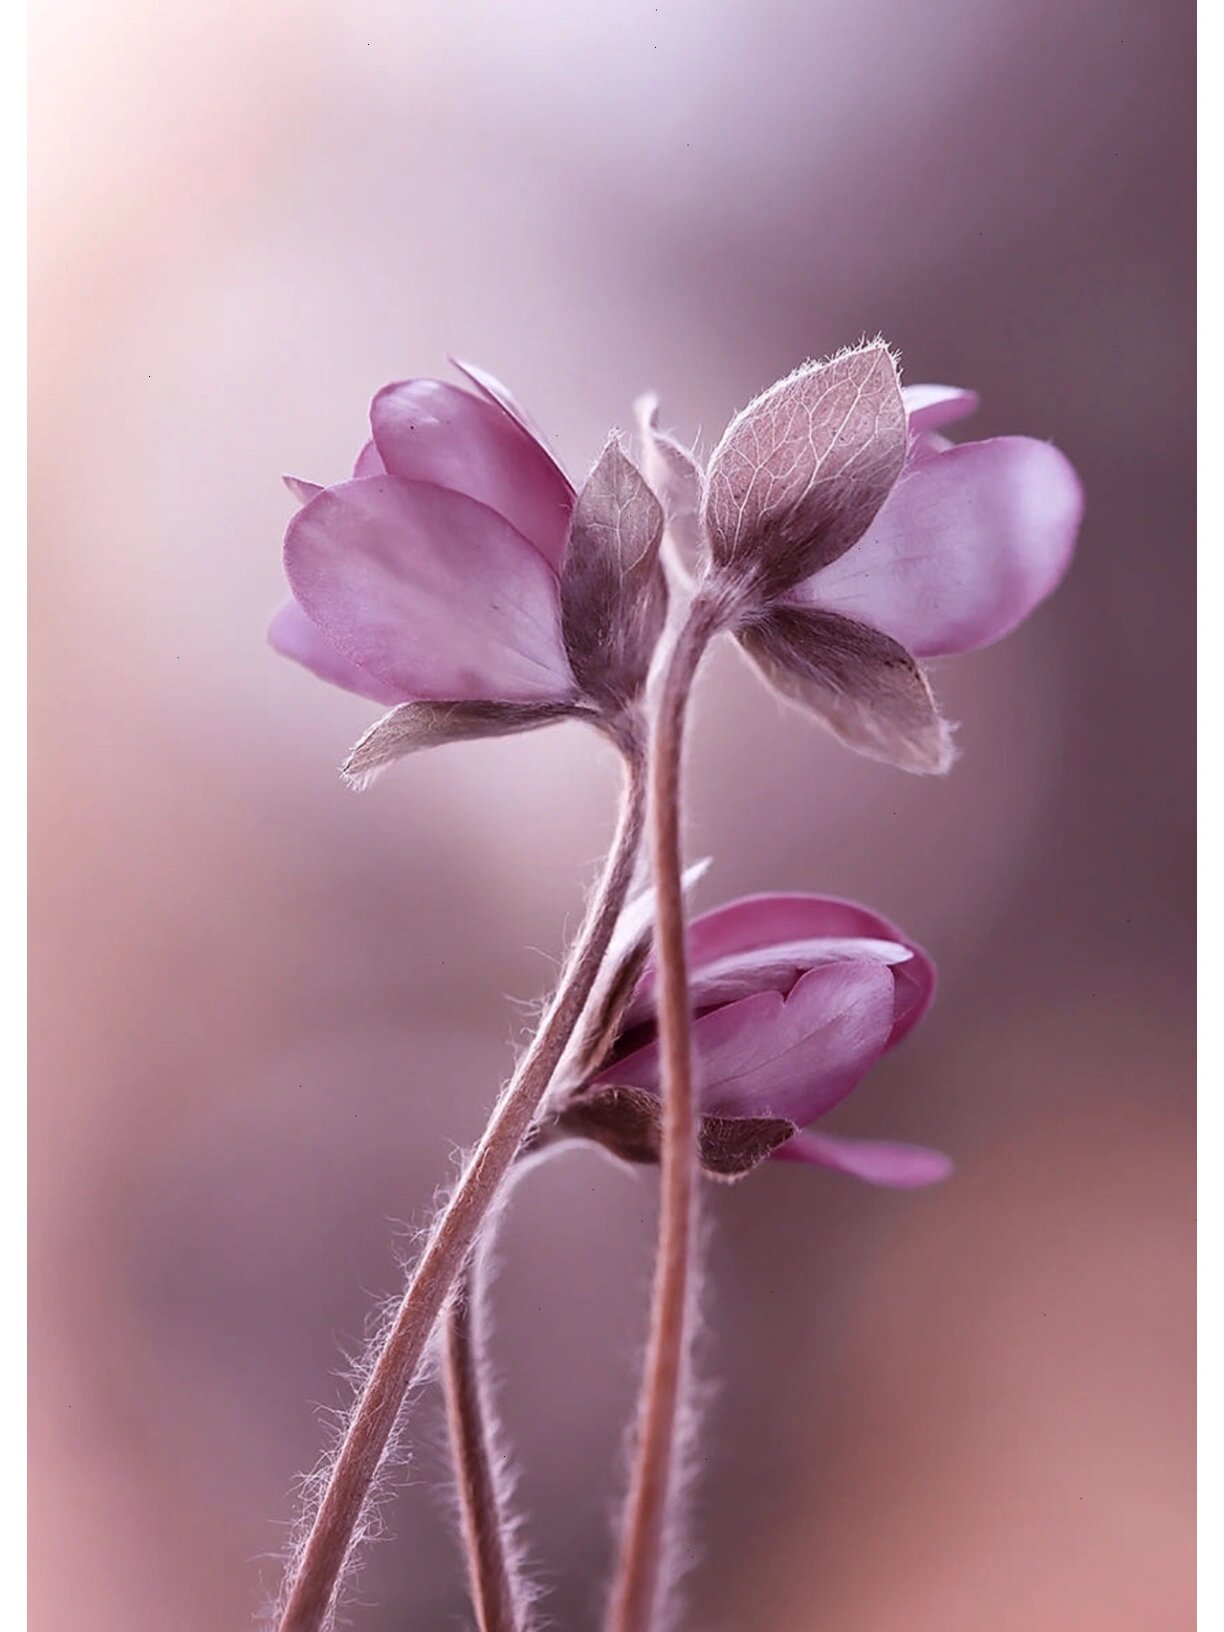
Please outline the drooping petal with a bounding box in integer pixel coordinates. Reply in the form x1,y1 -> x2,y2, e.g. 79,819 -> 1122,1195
703,342 -> 908,601
679,893 -> 936,1047
606,960 -> 897,1126
738,604 -> 956,774
340,698 -> 579,788
801,436 -> 1083,658
267,599 -> 409,705
773,1129 -> 953,1187
902,384 -> 980,435
285,477 -> 577,703
370,379 -> 574,570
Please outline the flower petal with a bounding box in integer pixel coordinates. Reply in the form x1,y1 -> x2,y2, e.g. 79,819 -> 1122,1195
802,436 -> 1083,657
267,599 -> 409,705
284,476 -> 577,703
773,1130 -> 953,1187
283,475 -> 324,505
738,604 -> 956,774
353,440 -> 386,478
607,960 -> 897,1126
902,384 -> 980,435
681,894 -> 936,1047
370,379 -> 574,570
448,356 -> 575,492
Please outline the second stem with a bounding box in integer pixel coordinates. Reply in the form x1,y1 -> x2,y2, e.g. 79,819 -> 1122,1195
608,597 -> 719,1632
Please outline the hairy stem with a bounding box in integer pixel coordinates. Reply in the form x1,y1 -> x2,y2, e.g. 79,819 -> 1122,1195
607,598 -> 721,1632
443,1256 -> 523,1632
277,741 -> 647,1632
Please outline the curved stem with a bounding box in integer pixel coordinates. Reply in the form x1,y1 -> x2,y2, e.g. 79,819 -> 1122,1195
443,1259 -> 522,1632
277,743 -> 647,1632
607,599 -> 720,1632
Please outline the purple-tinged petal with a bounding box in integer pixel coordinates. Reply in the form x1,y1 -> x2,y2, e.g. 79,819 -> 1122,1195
739,604 -> 956,774
449,356 -> 575,494
353,440 -> 386,478
285,476 -> 577,703
283,475 -> 324,505
774,1129 -> 953,1187
370,379 -> 573,570
902,384 -> 980,435
267,599 -> 410,705
802,436 -> 1083,658
681,938 -> 911,1017
607,960 -> 897,1126
623,935 -> 915,1036
680,893 -> 935,1047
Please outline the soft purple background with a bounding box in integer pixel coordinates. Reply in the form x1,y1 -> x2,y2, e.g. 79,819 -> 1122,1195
29,3 -> 1193,1628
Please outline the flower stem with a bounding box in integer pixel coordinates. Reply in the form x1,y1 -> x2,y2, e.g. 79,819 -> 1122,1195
277,739 -> 647,1632
607,597 -> 721,1632
443,1256 -> 524,1632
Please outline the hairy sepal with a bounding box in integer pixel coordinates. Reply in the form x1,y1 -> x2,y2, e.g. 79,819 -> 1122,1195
560,438 -> 668,710
703,341 -> 908,604
341,699 -> 578,788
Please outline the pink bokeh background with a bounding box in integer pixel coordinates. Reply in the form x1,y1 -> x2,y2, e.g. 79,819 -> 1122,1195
29,2 -> 1193,1628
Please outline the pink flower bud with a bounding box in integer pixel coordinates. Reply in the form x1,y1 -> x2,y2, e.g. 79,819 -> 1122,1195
555,893 -> 950,1187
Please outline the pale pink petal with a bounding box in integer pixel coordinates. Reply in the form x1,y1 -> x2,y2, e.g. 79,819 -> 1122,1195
680,893 -> 936,1046
284,477 -> 576,703
448,356 -> 575,493
267,600 -> 409,705
283,475 -> 324,505
902,384 -> 980,435
803,436 -> 1083,657
353,440 -> 386,478
606,961 -> 897,1125
774,1130 -> 953,1187
369,379 -> 572,570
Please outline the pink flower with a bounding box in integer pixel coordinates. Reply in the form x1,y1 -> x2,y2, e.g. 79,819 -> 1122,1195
641,344 -> 1084,773
554,892 -> 950,1187
270,361 -> 667,779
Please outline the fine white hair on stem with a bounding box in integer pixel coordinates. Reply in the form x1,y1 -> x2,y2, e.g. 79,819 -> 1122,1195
273,745 -> 648,1632
441,1163 -> 551,1632
270,1199 -> 456,1630
606,1198 -> 716,1632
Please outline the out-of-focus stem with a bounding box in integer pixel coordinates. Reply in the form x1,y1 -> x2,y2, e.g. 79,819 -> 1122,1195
607,596 -> 721,1632
277,738 -> 647,1632
443,1256 -> 523,1632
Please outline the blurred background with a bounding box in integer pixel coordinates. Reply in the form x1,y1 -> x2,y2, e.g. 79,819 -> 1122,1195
28,2 -> 1194,1627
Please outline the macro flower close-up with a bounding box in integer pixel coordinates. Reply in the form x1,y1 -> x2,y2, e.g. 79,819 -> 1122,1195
28,6 -> 1193,1632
